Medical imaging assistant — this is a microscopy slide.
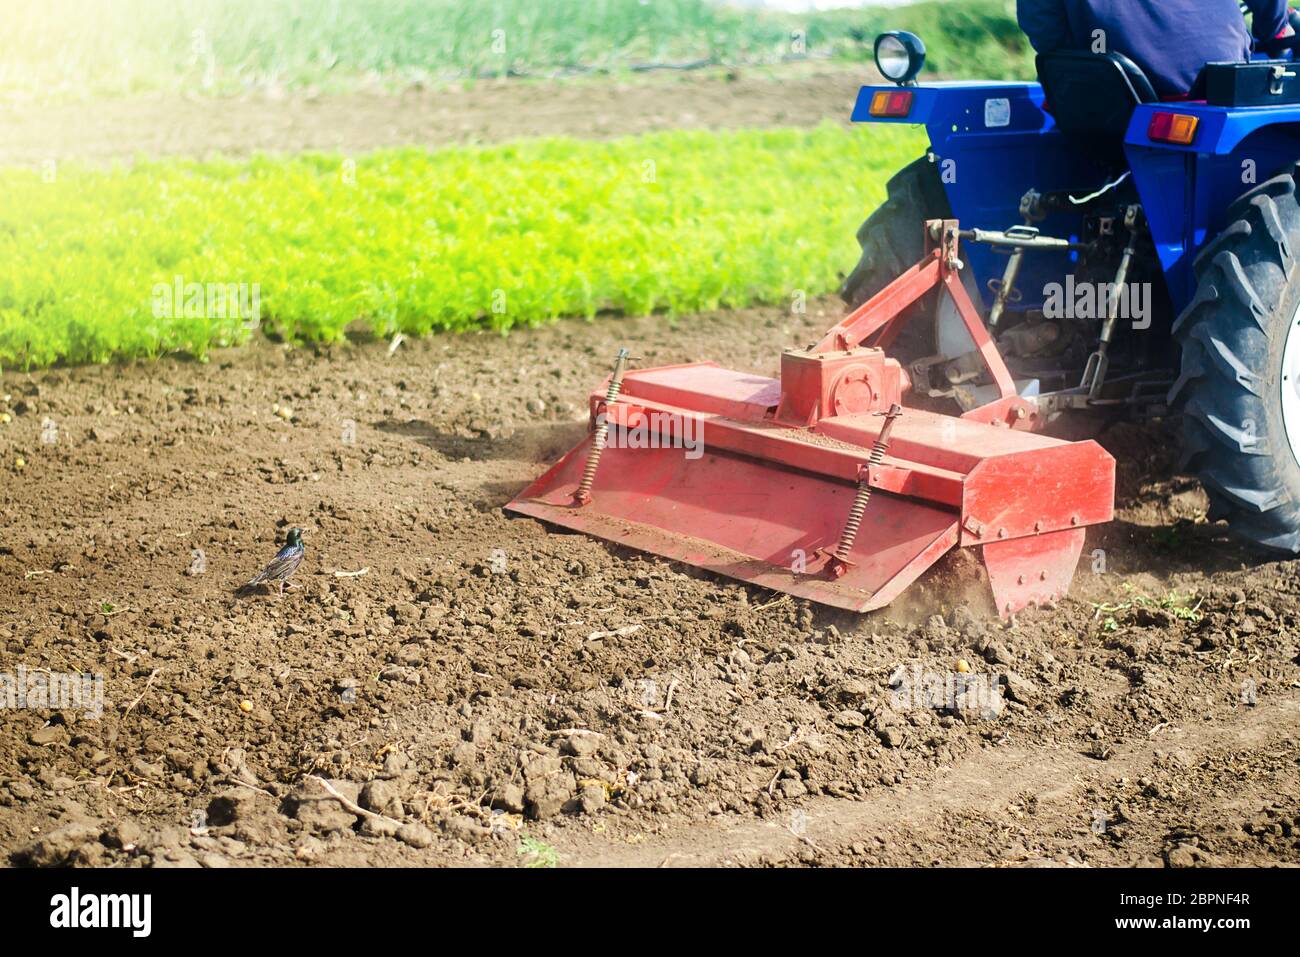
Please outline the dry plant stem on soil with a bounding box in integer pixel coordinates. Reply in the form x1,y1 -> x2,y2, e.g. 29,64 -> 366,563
122,668 -> 161,721
306,775 -> 403,826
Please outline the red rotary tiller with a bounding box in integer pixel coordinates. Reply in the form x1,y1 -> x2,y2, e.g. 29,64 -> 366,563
508,222 -> 1115,618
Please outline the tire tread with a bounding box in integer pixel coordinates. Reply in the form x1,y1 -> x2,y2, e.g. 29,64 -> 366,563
1170,174 -> 1300,551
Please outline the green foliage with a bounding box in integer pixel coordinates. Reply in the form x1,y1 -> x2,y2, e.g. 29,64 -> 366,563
517,835 -> 559,868
0,0 -> 1029,99
818,0 -> 1034,82
0,123 -> 925,368
1091,583 -> 1205,632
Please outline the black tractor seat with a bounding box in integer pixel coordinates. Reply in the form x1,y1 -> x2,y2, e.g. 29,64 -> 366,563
1036,50 -> 1158,166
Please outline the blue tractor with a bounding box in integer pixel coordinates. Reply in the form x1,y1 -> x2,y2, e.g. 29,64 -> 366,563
844,13 -> 1300,552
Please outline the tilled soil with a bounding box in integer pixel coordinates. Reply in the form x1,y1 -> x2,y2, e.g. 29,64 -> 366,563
1,297 -> 1298,868
3,70 -> 1298,869
0,64 -> 864,166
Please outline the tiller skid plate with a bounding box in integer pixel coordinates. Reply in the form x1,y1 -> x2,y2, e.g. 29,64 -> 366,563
507,222 -> 1115,618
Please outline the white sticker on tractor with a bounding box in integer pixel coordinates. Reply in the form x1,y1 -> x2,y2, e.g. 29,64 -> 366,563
985,98 -> 1011,128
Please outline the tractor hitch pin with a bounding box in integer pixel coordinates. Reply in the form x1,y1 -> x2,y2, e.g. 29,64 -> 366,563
1081,210 -> 1141,399
572,347 -> 632,506
825,403 -> 904,578
988,224 -> 1045,330
988,245 -> 1026,331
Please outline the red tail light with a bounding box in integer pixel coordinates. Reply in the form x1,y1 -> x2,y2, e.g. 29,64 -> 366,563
869,90 -> 914,118
1148,111 -> 1199,145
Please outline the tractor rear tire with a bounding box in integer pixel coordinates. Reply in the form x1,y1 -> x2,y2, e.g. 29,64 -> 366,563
840,154 -> 980,365
1170,165 -> 1300,551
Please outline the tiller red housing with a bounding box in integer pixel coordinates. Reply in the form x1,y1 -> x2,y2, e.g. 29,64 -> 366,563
507,223 -> 1115,618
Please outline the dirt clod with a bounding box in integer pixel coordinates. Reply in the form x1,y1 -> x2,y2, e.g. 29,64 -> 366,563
17,822 -> 102,867
396,822 -> 435,849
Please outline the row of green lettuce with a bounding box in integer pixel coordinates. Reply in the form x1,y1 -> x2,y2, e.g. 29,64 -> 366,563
0,123 -> 926,367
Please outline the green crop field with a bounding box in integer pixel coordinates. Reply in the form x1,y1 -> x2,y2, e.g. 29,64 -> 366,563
0,124 -> 926,368
0,0 -> 1030,100
0,0 -> 1013,369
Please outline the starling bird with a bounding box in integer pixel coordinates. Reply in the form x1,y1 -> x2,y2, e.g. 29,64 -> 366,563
243,527 -> 304,594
